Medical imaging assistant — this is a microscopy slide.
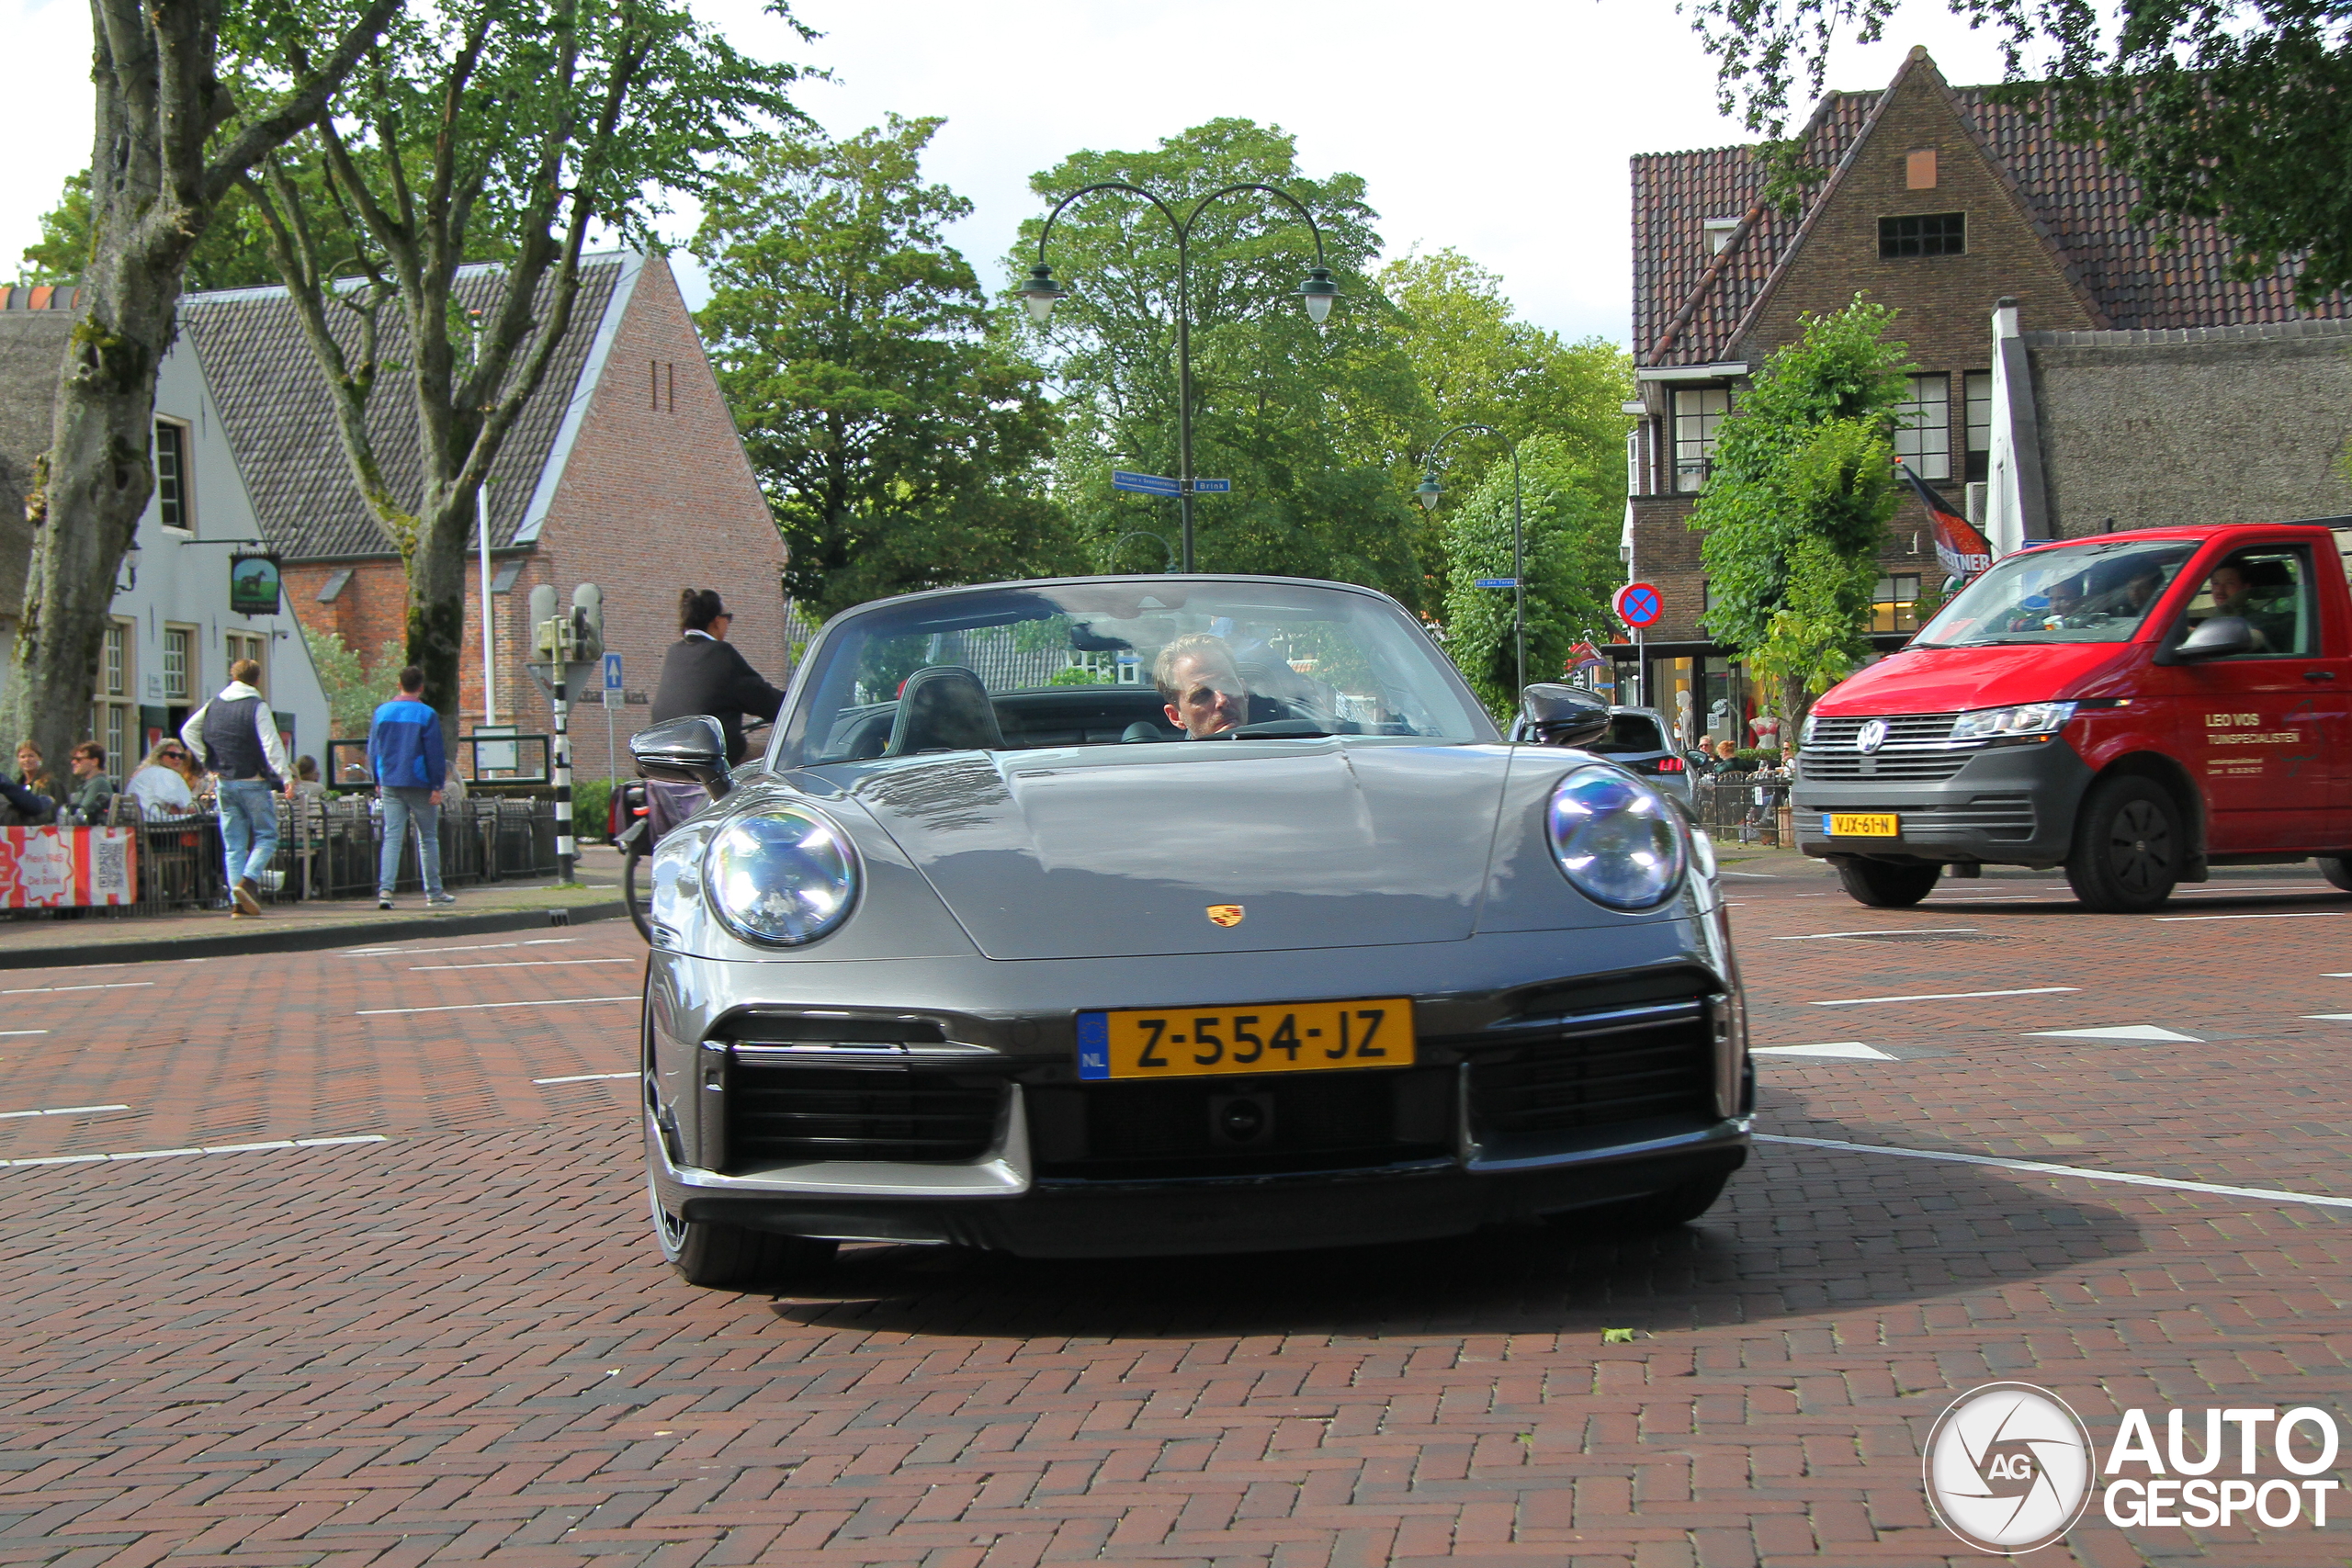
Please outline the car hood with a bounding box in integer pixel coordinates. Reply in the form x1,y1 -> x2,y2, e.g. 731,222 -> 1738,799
828,740 -> 1510,959
1812,641 -> 2141,716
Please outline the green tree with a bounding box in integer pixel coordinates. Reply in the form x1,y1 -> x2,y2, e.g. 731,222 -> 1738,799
18,163 -> 379,292
1688,0 -> 2352,303
1016,119 -> 1430,606
1439,435 -> 1623,722
1692,299 -> 1908,727
693,118 -> 1077,623
2,0 -> 401,778
236,0 -> 807,739
300,622 -> 404,737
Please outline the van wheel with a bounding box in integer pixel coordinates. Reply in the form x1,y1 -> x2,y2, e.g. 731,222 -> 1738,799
649,1178 -> 838,1289
2321,857 -> 2352,893
2065,776 -> 2181,912
1834,859 -> 1941,907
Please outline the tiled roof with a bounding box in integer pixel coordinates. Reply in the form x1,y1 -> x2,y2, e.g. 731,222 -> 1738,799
1633,73 -> 2350,367
179,254 -> 625,561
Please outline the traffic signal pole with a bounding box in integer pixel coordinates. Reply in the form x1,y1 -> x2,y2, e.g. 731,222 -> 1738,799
551,665 -> 574,884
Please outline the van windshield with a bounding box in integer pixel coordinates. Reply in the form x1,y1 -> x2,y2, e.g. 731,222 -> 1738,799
1911,538 -> 2199,648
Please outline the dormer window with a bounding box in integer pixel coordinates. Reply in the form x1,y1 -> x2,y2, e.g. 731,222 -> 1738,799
1702,217 -> 1739,256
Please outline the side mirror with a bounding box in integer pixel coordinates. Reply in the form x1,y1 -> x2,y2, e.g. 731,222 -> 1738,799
2161,615 -> 2254,664
630,715 -> 731,799
1520,682 -> 1611,747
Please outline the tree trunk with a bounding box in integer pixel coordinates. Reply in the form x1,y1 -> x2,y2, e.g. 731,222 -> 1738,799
406,487 -> 475,754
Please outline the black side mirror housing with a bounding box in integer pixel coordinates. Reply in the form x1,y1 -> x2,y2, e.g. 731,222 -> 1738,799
1519,682 -> 1611,747
630,715 -> 732,799
2158,615 -> 2255,665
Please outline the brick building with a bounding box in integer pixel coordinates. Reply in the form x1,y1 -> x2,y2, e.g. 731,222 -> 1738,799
1623,46 -> 2352,751
178,249 -> 786,780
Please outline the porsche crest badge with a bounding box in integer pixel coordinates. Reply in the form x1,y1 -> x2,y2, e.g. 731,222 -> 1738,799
1205,904 -> 1246,927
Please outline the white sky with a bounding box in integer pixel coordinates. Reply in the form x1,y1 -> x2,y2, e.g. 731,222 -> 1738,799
0,0 -> 2023,347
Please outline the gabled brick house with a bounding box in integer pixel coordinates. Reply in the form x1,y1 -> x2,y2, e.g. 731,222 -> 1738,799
179,250 -> 787,779
1623,47 -> 2352,751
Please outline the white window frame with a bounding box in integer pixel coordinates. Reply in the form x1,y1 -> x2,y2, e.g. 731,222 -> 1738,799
89,616 -> 136,774
153,419 -> 193,535
1893,374 -> 1951,481
224,631 -> 268,699
163,624 -> 197,704
1673,387 -> 1732,493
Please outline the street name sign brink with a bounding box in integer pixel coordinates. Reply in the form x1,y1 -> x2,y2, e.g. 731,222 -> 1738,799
1192,478 -> 1232,494
1113,469 -> 1181,498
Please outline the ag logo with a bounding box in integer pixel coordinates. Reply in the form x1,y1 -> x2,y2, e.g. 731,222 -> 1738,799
1923,1382 -> 2095,1554
1204,904 -> 1245,927
1857,717 -> 1889,754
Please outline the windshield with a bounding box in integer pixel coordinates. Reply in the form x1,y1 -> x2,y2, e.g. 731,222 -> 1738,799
1589,714 -> 1666,755
1912,537 -> 2199,648
780,579 -> 1495,766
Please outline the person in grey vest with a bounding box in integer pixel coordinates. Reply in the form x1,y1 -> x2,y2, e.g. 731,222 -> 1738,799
181,658 -> 292,918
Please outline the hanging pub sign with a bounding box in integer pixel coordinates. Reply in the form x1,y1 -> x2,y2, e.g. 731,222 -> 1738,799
228,549 -> 281,616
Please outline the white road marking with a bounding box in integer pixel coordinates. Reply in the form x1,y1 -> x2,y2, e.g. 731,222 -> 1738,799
1754,1043 -> 1898,1060
0,1103 -> 128,1120
0,982 -> 155,996
1720,870 -> 1779,879
534,1071 -> 638,1085
356,995 -> 637,1017
0,1134 -> 389,1169
2154,911 -> 2346,923
409,958 -> 635,972
1758,1133 -> 2352,1210
2026,1025 -> 2202,1043
1777,928 -> 1980,941
2303,1014 -> 2352,1022
0,1031 -> 49,1038
1809,986 -> 2079,1007
343,938 -> 582,957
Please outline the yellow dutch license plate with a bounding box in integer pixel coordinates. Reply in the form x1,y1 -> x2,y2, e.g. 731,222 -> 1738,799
1825,812 -> 1901,838
1076,998 -> 1414,1081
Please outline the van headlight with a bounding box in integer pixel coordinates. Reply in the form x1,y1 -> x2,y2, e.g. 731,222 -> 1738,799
1547,766 -> 1686,910
1951,701 -> 2078,740
703,807 -> 859,946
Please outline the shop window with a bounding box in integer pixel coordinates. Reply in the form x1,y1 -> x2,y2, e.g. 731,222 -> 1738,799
1894,374 -> 1951,481
1879,212 -> 1965,257
153,421 -> 191,532
89,618 -> 134,772
225,632 -> 268,696
1673,387 -> 1731,492
1872,574 -> 1922,633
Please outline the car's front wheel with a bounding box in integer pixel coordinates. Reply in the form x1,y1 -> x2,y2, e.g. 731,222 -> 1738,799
648,1178 -> 838,1289
2320,855 -> 2352,893
1834,858 -> 1941,908
2065,775 -> 2181,912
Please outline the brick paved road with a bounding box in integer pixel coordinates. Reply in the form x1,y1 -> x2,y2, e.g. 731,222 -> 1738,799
2,863 -> 2348,1566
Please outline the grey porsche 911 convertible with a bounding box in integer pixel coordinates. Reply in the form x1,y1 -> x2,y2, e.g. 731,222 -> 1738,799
631,575 -> 1750,1287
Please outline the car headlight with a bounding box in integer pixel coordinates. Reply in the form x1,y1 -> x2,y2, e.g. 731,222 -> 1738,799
702,806 -> 859,946
1546,766 -> 1687,911
1950,701 -> 2078,741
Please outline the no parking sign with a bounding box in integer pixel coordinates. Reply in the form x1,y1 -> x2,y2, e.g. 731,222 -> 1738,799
1613,581 -> 1663,629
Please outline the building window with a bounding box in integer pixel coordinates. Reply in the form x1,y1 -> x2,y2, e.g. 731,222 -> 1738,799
90,618 -> 134,771
1673,387 -> 1732,492
163,626 -> 194,703
153,421 -> 190,532
1964,370 -> 1992,482
1893,374 -> 1951,481
224,632 -> 268,697
1879,212 -> 1965,258
1872,574 -> 1922,633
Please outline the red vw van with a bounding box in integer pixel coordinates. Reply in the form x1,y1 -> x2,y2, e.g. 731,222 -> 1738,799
1794,520 -> 2352,910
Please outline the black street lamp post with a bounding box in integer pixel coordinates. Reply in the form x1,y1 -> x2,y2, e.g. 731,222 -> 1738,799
1019,183 -> 1339,573
1416,423 -> 1526,696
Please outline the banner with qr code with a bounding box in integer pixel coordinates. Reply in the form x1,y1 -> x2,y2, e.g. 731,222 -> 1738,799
0,827 -> 137,908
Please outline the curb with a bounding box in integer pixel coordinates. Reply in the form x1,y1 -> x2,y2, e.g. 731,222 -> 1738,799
0,900 -> 629,972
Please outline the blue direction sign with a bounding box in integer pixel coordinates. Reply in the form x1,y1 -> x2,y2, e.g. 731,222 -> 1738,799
1472,577 -> 1519,589
1192,478 -> 1233,494
1113,469 -> 1181,497
603,651 -> 624,692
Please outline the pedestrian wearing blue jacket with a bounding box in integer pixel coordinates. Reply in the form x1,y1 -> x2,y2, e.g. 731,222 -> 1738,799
368,666 -> 456,910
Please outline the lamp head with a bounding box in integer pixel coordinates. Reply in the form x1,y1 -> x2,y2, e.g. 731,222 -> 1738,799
1019,264 -> 1069,325
1414,473 -> 1442,513
1296,265 -> 1338,325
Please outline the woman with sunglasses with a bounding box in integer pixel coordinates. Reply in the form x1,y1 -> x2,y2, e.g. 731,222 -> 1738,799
125,741 -> 200,818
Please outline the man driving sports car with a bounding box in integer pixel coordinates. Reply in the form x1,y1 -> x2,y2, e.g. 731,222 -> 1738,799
1155,633 -> 1250,738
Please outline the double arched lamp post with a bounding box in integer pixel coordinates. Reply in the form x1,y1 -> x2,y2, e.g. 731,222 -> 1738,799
1019,182 -> 1339,573
1416,423 -> 1525,697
